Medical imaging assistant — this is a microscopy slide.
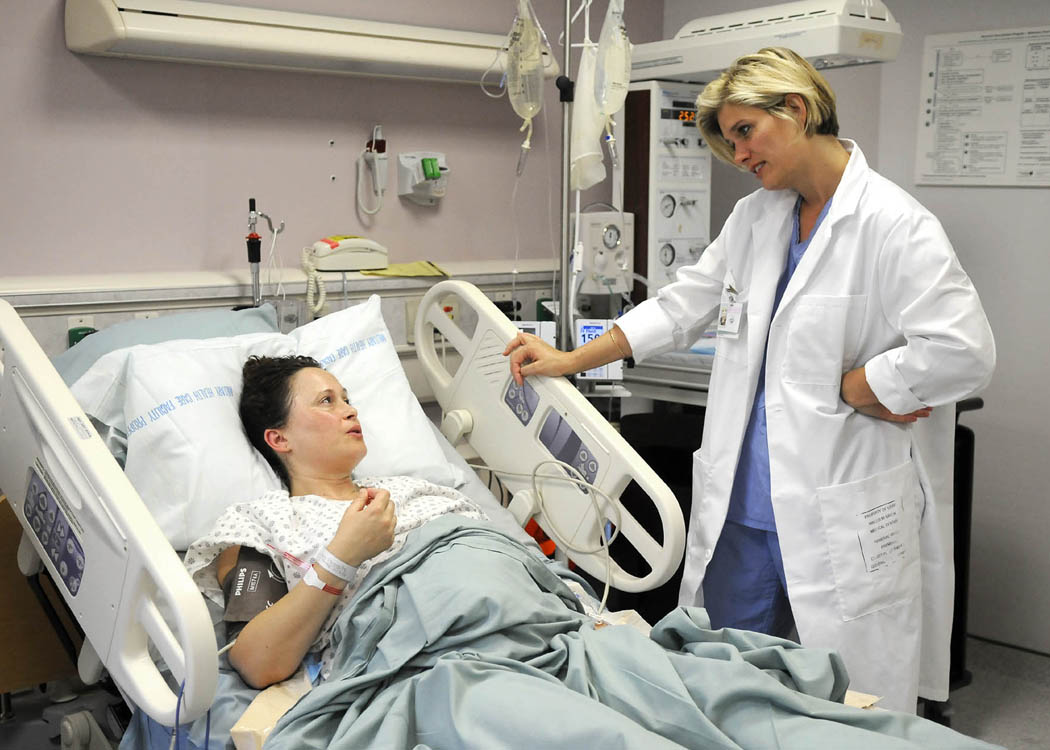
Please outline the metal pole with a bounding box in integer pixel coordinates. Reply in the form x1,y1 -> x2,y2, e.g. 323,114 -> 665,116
558,0 -> 573,351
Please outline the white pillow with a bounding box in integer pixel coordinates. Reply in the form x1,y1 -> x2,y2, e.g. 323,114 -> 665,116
70,296 -> 459,549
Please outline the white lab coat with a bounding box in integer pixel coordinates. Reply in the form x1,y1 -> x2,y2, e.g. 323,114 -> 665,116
616,141 -> 995,712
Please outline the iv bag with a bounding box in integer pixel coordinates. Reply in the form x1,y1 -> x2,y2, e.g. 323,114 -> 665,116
593,0 -> 631,119
570,43 -> 606,191
506,0 -> 547,125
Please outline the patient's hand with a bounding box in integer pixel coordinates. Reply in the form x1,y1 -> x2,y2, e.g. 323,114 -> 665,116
328,488 -> 396,569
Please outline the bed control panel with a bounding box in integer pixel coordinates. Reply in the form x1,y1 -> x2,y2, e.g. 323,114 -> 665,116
538,410 -> 599,490
24,467 -> 85,596
504,378 -> 540,426
505,379 -> 599,490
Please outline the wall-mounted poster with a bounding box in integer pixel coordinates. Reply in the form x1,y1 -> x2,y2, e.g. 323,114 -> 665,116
915,25 -> 1050,187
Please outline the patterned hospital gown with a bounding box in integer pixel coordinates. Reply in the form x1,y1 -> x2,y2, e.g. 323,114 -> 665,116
183,476 -> 487,680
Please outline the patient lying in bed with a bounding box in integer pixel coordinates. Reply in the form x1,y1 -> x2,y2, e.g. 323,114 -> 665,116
181,355 -> 997,750
185,354 -> 488,688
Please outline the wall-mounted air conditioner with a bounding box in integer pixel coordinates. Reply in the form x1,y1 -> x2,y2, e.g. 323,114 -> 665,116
65,0 -> 559,84
632,0 -> 901,83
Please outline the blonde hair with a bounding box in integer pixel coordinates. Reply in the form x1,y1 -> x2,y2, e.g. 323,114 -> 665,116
696,47 -> 839,166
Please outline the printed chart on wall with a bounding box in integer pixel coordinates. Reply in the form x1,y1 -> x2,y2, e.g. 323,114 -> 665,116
914,25 -> 1050,187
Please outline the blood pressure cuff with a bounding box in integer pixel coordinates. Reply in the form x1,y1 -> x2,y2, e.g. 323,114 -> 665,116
221,547 -> 288,640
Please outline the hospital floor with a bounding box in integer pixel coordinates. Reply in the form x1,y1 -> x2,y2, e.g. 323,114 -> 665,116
947,637 -> 1050,749
0,637 -> 1047,749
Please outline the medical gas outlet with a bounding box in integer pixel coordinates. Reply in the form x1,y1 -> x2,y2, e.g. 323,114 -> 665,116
613,81 -> 710,295
573,211 -> 634,295
398,152 -> 449,206
405,294 -> 459,344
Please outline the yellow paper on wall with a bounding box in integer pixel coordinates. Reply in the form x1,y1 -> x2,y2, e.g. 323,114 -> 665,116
360,261 -> 448,277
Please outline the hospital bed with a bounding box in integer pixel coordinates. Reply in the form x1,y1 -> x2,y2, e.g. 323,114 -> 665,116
0,281 -> 685,742
0,282 -> 998,750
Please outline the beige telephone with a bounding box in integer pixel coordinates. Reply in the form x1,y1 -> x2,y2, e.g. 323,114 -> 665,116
308,235 -> 388,272
302,236 -> 390,314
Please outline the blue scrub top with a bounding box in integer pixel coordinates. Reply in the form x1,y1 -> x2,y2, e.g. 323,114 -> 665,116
725,195 -> 833,531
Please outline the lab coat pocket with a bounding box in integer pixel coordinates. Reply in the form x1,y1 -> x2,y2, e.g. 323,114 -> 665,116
816,461 -> 922,621
782,295 -> 866,386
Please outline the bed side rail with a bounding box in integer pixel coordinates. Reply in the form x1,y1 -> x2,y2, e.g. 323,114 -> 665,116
415,280 -> 685,593
0,299 -> 217,725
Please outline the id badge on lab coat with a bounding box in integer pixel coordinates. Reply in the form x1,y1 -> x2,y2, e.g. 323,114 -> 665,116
718,272 -> 744,338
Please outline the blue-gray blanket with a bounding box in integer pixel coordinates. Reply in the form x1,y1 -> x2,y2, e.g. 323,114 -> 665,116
253,516 -> 996,750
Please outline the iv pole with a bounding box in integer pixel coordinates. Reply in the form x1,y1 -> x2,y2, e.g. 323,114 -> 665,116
557,0 -> 573,351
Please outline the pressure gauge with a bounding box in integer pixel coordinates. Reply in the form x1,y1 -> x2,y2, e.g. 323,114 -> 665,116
601,223 -> 621,249
660,194 -> 676,218
659,243 -> 676,266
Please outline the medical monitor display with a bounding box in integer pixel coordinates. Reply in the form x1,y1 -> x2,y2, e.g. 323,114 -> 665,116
661,99 -> 697,127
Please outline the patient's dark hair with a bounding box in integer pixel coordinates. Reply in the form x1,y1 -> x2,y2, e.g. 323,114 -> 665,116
239,355 -> 323,489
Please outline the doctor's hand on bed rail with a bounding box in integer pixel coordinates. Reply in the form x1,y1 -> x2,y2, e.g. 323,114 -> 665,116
504,326 -> 633,386
841,366 -> 933,424
504,332 -> 572,384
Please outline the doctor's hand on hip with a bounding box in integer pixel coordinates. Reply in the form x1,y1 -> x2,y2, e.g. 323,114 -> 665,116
504,326 -> 632,386
841,367 -> 932,423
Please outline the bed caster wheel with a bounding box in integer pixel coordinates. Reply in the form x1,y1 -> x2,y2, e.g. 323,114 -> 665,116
60,709 -> 112,750
60,711 -> 90,749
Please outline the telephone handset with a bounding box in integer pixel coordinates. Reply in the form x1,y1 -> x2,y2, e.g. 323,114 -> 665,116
309,235 -> 389,272
302,235 -> 390,314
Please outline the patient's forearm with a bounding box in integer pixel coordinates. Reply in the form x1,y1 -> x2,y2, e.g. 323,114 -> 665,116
229,567 -> 344,688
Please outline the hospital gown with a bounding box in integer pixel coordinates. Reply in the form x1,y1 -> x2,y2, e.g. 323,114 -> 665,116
183,475 -> 486,679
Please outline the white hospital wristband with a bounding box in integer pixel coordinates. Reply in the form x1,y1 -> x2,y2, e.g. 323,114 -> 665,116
301,565 -> 344,596
315,547 -> 359,582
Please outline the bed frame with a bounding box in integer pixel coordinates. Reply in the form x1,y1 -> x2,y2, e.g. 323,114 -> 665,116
416,280 -> 685,592
0,299 -> 217,725
0,282 -> 685,727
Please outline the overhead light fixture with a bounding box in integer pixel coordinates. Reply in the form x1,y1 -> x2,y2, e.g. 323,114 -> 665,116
631,0 -> 902,83
65,0 -> 559,84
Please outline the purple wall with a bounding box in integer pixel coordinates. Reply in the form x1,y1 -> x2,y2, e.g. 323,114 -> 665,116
0,1 -> 663,275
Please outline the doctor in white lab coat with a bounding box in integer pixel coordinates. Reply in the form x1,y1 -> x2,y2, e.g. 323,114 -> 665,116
505,48 -> 995,712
